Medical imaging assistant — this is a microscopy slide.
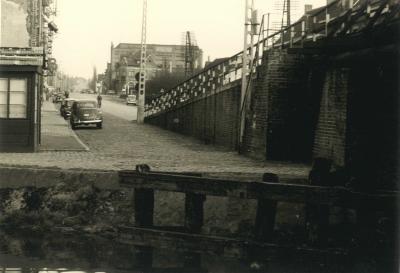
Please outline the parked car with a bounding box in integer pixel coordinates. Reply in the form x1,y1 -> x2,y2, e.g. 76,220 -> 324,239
60,98 -> 75,119
107,90 -> 116,95
52,93 -> 64,103
70,99 -> 103,129
126,95 -> 137,105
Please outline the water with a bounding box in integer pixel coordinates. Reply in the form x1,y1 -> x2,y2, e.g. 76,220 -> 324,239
0,230 -> 396,273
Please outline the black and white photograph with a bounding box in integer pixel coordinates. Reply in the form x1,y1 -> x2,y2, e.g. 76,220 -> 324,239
0,0 -> 399,272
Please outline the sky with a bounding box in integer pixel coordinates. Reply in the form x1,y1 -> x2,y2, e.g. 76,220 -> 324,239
53,0 -> 327,79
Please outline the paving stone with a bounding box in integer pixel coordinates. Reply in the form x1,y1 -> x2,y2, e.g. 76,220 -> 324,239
0,102 -> 311,177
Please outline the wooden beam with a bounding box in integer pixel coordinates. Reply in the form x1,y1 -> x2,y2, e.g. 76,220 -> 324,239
119,171 -> 399,209
117,225 -> 347,257
305,158 -> 331,246
254,173 -> 280,241
185,193 -> 206,233
134,187 -> 154,227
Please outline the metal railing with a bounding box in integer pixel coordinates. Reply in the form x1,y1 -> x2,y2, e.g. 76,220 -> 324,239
145,0 -> 396,118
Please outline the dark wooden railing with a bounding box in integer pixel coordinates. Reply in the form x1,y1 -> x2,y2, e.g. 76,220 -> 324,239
119,165 -> 398,248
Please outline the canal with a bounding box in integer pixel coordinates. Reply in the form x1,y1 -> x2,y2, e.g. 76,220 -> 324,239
0,230 -> 396,273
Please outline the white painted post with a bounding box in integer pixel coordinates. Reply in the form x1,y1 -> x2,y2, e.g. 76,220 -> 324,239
0,0 -> 2,47
137,0 -> 148,123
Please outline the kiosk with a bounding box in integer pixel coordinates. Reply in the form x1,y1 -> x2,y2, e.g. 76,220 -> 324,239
0,47 -> 43,152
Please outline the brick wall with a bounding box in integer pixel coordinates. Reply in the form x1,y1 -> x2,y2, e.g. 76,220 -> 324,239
243,49 -> 317,162
145,83 -> 241,150
313,68 -> 349,167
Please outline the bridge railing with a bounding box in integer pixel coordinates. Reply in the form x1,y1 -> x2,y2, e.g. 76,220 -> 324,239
145,0 -> 393,118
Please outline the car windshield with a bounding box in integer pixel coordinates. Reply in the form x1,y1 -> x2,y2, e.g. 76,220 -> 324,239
78,101 -> 96,108
128,95 -> 136,99
67,101 -> 74,106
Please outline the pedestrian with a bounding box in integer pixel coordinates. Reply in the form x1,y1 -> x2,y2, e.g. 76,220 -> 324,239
97,94 -> 102,108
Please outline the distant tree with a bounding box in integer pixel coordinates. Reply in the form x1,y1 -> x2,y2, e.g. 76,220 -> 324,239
90,67 -> 97,92
145,70 -> 186,103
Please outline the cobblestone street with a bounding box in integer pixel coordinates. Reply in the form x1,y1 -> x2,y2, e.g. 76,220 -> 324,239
0,99 -> 309,176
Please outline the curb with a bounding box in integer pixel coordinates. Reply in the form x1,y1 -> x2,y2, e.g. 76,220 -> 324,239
69,125 -> 90,151
0,166 -> 119,189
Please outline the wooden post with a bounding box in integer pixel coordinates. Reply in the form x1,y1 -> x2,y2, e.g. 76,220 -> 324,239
185,193 -> 206,233
356,199 -> 380,248
134,188 -> 154,227
184,252 -> 202,268
305,158 -> 331,246
254,173 -> 280,241
135,246 -> 153,269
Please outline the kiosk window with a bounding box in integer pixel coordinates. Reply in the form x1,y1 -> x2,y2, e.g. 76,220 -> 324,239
10,79 -> 27,118
0,78 -> 28,119
0,78 -> 8,118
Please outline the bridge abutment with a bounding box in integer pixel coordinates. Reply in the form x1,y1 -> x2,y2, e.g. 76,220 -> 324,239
242,49 -> 317,163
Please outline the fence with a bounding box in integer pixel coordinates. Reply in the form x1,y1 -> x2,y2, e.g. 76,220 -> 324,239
119,164 -> 398,248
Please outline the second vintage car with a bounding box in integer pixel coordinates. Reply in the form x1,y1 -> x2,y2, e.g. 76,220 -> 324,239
126,94 -> 137,105
70,99 -> 103,129
60,98 -> 75,119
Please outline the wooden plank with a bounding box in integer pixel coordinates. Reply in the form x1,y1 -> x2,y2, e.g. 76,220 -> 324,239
254,173 -> 280,241
305,158 -> 331,246
117,225 -> 347,257
119,171 -> 399,209
185,193 -> 205,233
134,188 -> 154,227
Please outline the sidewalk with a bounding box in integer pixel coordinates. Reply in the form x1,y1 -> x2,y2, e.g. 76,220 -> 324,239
39,101 -> 88,151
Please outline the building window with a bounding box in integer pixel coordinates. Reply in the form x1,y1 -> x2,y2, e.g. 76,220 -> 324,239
0,78 -> 27,119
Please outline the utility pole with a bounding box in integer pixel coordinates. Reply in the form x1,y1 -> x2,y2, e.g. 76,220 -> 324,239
184,31 -> 196,77
239,0 -> 256,149
281,0 -> 291,31
0,0 -> 2,46
137,0 -> 148,123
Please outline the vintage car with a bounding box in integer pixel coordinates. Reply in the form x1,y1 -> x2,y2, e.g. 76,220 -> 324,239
70,99 -> 103,129
52,93 -> 64,103
126,95 -> 137,105
60,98 -> 75,119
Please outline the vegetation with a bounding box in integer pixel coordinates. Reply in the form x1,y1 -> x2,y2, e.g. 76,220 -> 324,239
145,70 -> 186,103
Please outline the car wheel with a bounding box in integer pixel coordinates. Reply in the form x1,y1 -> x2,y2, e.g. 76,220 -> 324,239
96,122 -> 102,129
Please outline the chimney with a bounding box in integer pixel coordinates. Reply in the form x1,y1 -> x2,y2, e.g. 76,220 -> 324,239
305,4 -> 313,14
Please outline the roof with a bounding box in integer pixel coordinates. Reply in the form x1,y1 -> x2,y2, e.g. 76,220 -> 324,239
0,47 -> 43,66
115,43 -> 185,49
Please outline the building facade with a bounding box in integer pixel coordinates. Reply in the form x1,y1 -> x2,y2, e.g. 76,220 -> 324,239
108,43 -> 203,94
0,0 -> 57,152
